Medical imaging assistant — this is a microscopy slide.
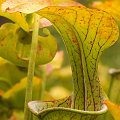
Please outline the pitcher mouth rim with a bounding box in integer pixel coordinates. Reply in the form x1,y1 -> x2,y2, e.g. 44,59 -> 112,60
28,101 -> 108,115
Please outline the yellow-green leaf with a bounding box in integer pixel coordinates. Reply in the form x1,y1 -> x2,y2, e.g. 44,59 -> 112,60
28,95 -> 107,120
104,100 -> 120,120
10,12 -> 29,32
0,23 -> 57,67
1,0 -> 84,29
36,6 -> 119,111
90,0 -> 120,23
28,5 -> 119,119
0,2 -> 29,32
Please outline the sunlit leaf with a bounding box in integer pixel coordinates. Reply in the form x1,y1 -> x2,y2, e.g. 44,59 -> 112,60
104,100 -> 120,120
10,12 -> 29,32
38,1 -> 85,28
1,0 -> 84,14
1,0 -> 84,29
1,0 -> 53,14
0,1 -> 29,32
37,6 -> 119,111
28,5 -> 118,119
90,0 -> 120,23
0,23 -> 57,67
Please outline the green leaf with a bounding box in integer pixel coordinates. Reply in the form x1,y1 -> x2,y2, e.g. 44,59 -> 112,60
28,6 -> 119,119
36,6 -> 119,110
28,96 -> 107,120
0,0 -> 29,32
29,95 -> 72,114
0,23 -> 57,67
0,5 -> 29,32
1,0 -> 84,29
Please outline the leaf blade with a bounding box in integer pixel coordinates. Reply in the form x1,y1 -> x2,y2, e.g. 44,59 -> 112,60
90,0 -> 120,23
0,6 -> 29,32
0,23 -> 57,67
36,6 -> 119,111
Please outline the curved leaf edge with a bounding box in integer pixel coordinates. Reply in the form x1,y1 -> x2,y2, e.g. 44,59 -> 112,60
28,101 -> 108,116
0,23 -> 57,67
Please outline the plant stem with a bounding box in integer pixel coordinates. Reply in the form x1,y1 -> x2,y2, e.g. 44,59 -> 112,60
39,65 -> 47,100
24,13 -> 39,120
